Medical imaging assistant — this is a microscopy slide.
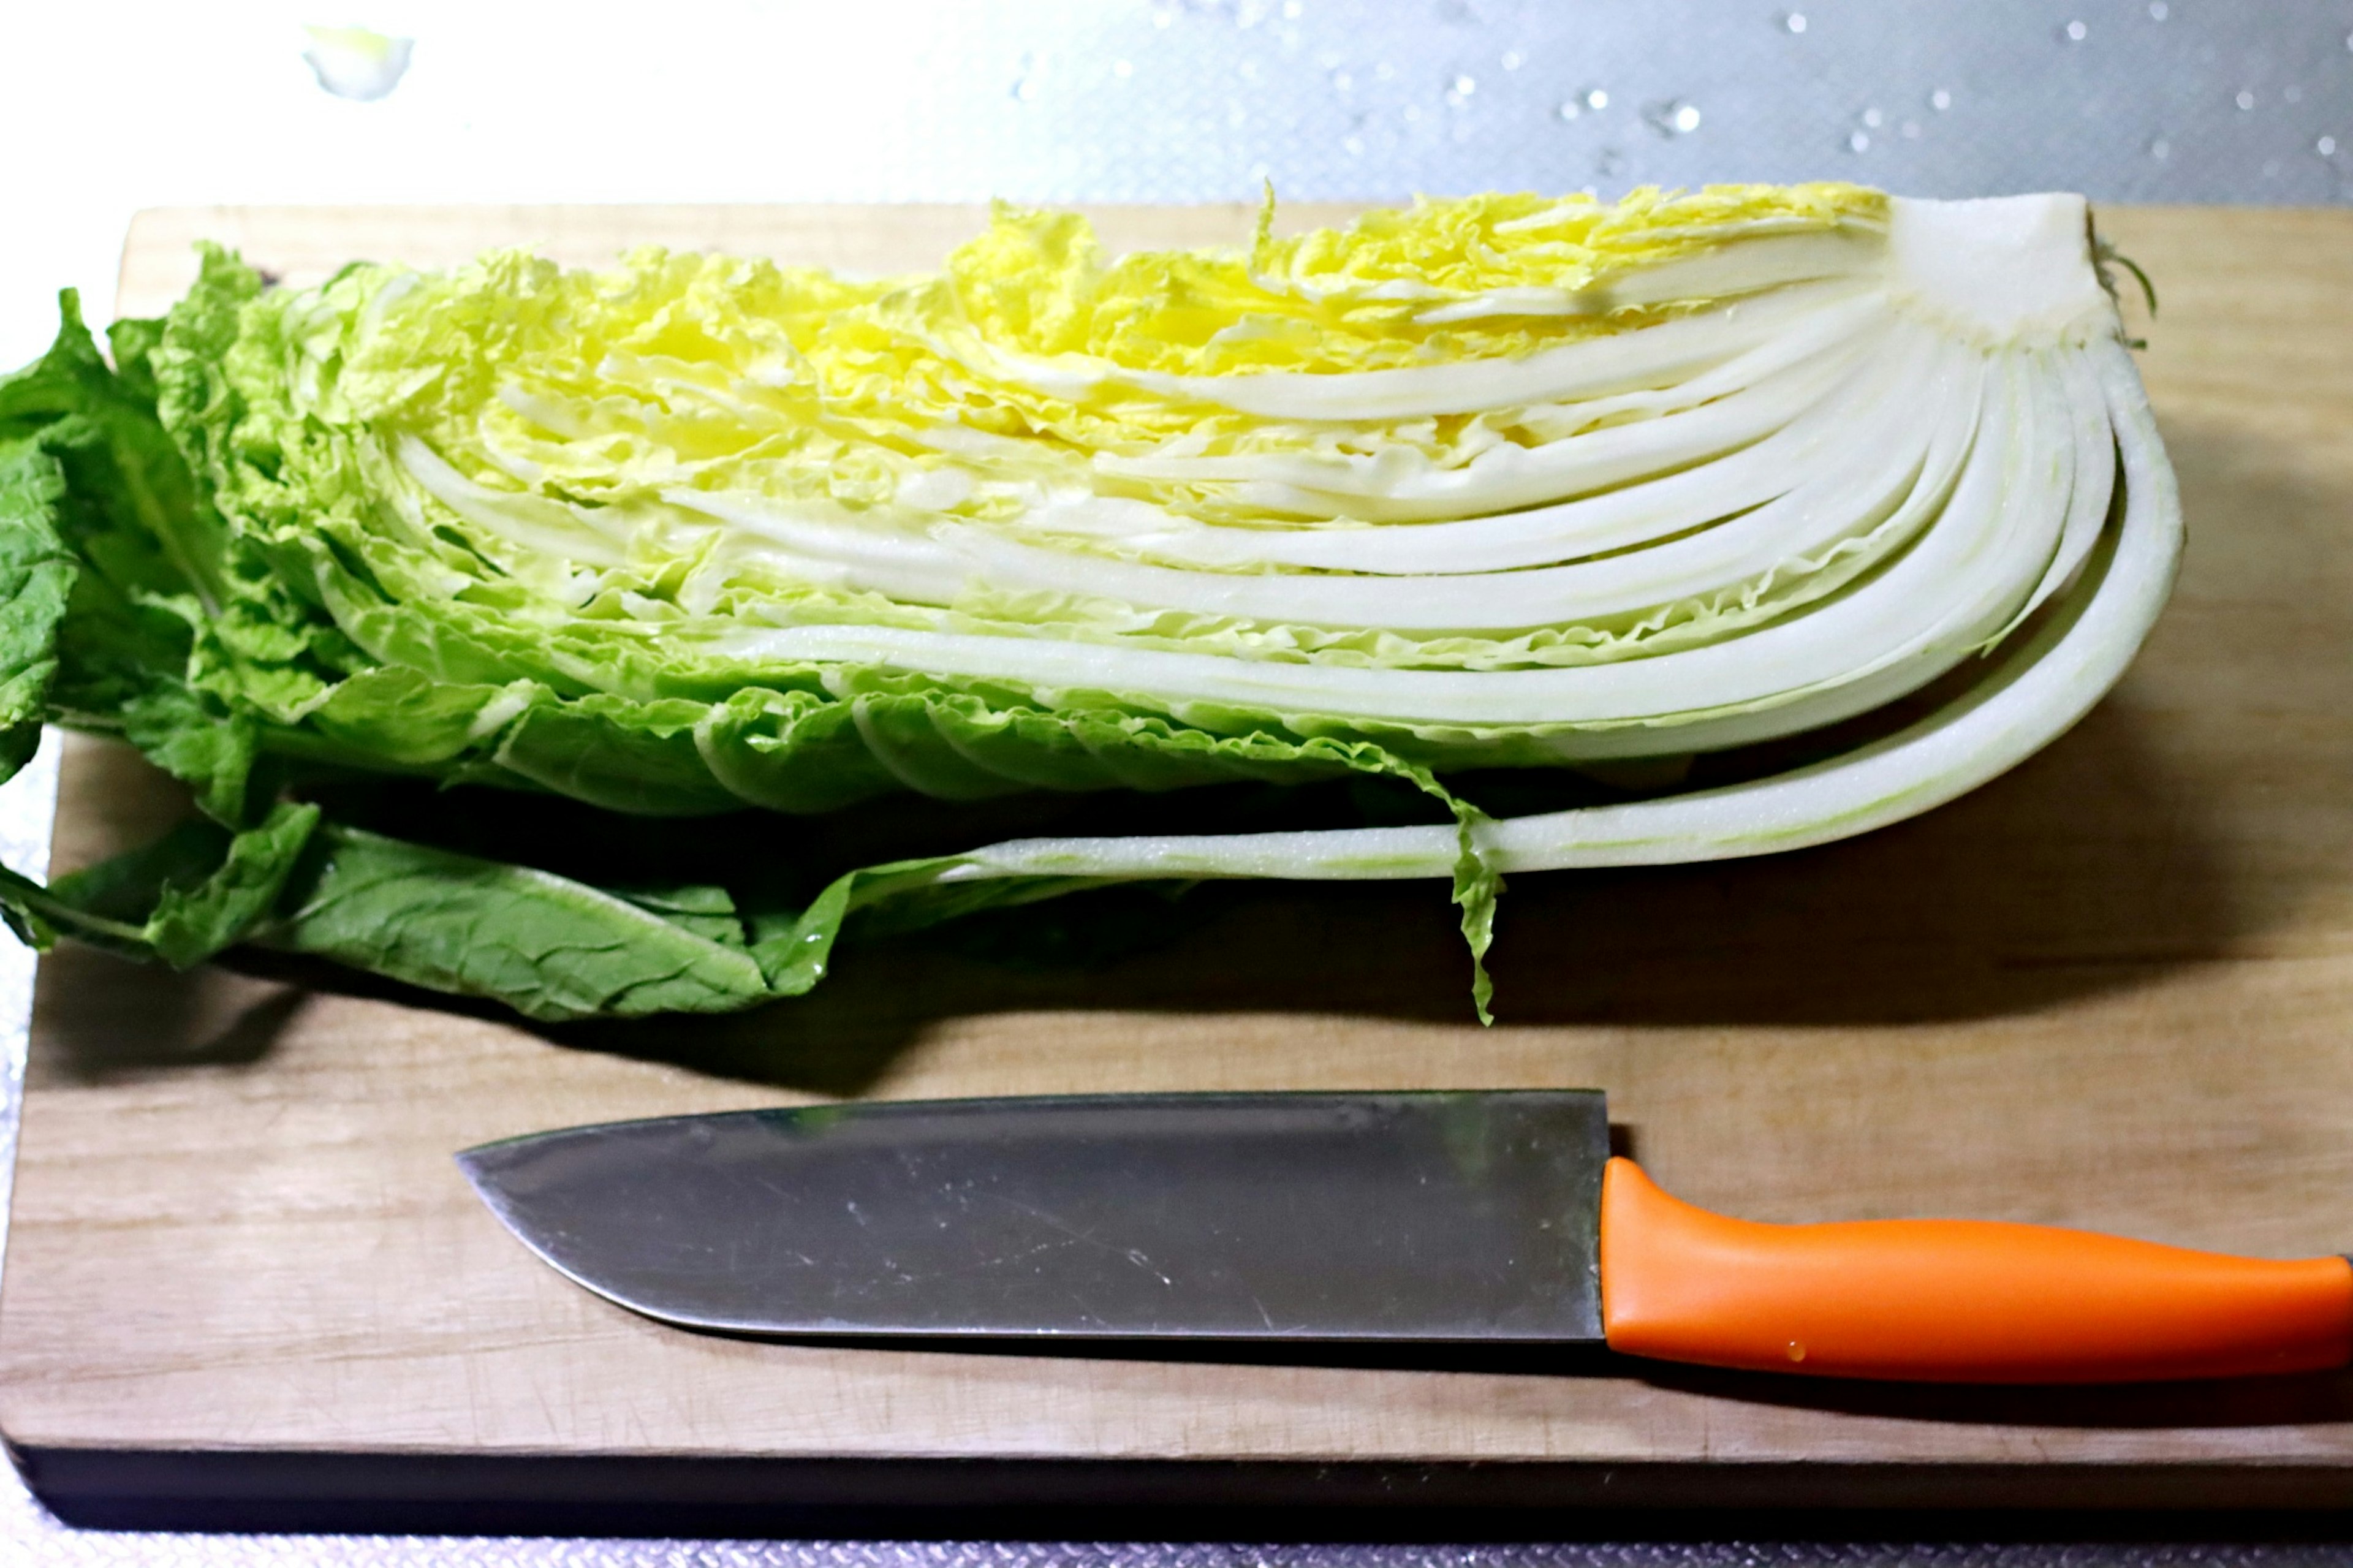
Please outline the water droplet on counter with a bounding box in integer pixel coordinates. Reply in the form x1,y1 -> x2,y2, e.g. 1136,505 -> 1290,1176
1847,129 -> 1871,153
1328,66 -> 1354,92
302,25 -> 413,102
2322,135 -> 2341,158
1584,86 -> 1610,111
2284,85 -> 2303,104
1594,146 -> 1627,177
1446,74 -> 1477,105
1343,134 -> 1365,156
1861,106 -> 1884,128
1500,49 -> 1524,71
1282,0 -> 1302,16
2148,1 -> 2167,17
2236,89 -> 2256,110
1556,99 -> 1582,121
2149,136 -> 2170,160
1901,119 -> 1921,138
1781,10 -> 1807,32
1643,99 -> 1703,136
2063,19 -> 2087,42
1931,88 -> 1952,111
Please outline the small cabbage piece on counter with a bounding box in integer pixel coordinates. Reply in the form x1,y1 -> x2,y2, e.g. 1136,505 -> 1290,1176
0,184 -> 2178,1023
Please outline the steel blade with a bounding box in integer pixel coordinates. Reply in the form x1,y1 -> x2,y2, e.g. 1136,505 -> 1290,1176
456,1091 -> 1608,1343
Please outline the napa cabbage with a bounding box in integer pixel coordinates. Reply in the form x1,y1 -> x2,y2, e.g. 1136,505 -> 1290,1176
0,185 -> 2178,1022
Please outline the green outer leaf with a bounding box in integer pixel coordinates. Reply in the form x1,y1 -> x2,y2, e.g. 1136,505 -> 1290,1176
121,685 -> 263,823
144,801 -> 323,966
257,820 -> 1114,1023
0,799 -> 321,968
742,855 -> 1094,995
263,822 -> 780,1021
1452,816 -> 1503,1027
493,695 -> 746,815
1,290 -> 276,824
0,442 -> 76,782
613,883 -> 749,949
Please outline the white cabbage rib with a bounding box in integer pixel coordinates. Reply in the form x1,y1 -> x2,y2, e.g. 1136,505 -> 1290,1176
1084,342 -> 1916,574
707,340 -> 2029,734
1092,333 -> 1871,523
940,338 -> 2179,884
680,332 -> 1908,582
924,329 -> 1947,629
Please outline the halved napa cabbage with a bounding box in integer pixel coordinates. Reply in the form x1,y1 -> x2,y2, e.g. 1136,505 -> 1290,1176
0,184 -> 2177,1022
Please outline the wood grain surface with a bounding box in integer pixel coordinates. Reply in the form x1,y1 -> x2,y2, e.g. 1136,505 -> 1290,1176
4,203 -> 2353,1514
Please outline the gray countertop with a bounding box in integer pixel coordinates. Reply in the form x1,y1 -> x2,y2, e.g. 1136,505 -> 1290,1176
2,1 -> 2349,1559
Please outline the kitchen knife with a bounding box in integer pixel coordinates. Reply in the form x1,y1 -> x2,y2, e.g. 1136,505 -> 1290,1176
456,1091 -> 2353,1383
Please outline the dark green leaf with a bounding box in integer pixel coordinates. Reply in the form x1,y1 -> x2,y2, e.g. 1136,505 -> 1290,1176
264,824 -> 776,1021
1,799 -> 320,968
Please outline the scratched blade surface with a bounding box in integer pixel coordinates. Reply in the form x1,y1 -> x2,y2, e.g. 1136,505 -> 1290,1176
455,1091 -> 1608,1342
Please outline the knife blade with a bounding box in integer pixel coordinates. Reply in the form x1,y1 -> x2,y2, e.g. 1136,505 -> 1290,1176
457,1091 -> 2353,1383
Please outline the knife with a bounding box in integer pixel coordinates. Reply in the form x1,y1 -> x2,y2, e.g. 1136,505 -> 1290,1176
456,1091 -> 2353,1383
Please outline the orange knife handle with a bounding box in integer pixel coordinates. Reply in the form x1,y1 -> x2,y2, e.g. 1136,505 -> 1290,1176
1597,1158 -> 2353,1383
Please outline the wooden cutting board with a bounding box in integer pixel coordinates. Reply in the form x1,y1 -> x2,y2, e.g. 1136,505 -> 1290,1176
3,203 -> 2352,1531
